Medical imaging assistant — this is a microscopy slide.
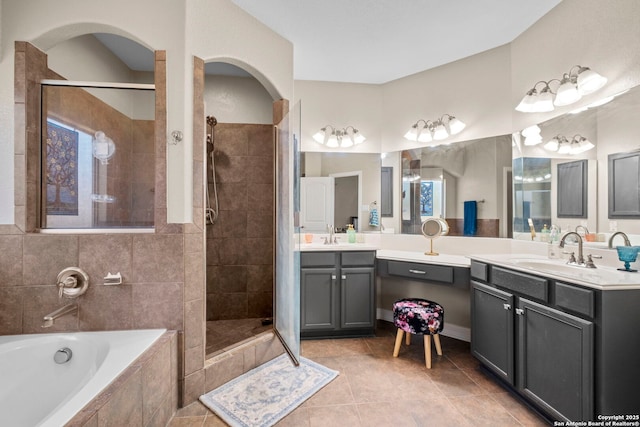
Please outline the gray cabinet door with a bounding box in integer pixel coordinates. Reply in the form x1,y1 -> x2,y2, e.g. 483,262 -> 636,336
517,298 -> 593,422
471,281 -> 515,385
300,268 -> 338,331
557,159 -> 587,218
340,267 -> 375,329
608,151 -> 640,218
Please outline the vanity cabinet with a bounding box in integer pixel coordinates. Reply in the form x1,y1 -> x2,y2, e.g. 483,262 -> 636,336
300,251 -> 375,338
471,261 -> 594,422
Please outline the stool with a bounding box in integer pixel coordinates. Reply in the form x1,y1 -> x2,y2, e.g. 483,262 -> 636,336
392,298 -> 444,369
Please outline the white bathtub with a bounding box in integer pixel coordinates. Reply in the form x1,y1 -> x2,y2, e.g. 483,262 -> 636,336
0,329 -> 166,427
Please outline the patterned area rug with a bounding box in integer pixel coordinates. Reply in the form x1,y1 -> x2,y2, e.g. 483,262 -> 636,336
200,354 -> 338,427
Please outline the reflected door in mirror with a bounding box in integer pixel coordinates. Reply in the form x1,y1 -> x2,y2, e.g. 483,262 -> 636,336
300,177 -> 334,231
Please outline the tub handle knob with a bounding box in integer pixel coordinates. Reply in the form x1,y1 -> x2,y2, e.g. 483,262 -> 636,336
54,347 -> 73,364
57,267 -> 89,299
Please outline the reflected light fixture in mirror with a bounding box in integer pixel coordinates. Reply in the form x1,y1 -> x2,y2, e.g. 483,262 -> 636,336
404,114 -> 465,144
313,124 -> 366,148
543,134 -> 595,154
515,65 -> 607,113
522,124 -> 542,146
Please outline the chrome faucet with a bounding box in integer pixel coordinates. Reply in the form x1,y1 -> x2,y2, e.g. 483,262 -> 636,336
560,231 -> 585,265
324,224 -> 337,245
42,303 -> 78,328
608,231 -> 631,248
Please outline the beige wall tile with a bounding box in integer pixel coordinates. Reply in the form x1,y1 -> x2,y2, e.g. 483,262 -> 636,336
182,369 -> 205,407
142,340 -> 172,425
184,298 -> 204,349
0,235 -> 23,286
23,234 -> 78,285
132,283 -> 182,331
132,234 -> 184,283
79,284 -> 133,331
0,287 -> 23,334
97,369 -> 143,427
79,235 -> 133,286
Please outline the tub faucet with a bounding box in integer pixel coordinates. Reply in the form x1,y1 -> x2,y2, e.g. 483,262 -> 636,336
42,303 -> 78,328
608,231 -> 631,248
559,231 -> 585,265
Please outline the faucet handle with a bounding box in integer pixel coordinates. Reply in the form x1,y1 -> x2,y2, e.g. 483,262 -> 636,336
584,254 -> 601,268
565,251 -> 576,264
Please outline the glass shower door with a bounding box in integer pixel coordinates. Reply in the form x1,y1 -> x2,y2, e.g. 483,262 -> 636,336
274,101 -> 301,364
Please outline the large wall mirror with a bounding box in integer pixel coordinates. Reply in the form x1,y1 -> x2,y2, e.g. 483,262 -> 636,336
513,83 -> 640,241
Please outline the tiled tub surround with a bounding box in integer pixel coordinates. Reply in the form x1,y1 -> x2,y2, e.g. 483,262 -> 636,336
66,330 -> 178,426
0,329 -> 175,426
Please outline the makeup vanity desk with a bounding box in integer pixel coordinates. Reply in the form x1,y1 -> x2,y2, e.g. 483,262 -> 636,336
376,250 -> 471,288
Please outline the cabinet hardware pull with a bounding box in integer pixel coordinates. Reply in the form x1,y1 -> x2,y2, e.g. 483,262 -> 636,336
409,269 -> 426,275
503,303 -> 511,310
515,308 -> 525,315
331,275 -> 336,280
341,275 -> 346,280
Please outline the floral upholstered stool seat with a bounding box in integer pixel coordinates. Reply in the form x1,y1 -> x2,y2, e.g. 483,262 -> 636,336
392,298 -> 444,369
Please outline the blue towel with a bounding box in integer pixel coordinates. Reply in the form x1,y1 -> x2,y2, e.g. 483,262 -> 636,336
463,201 -> 477,236
369,208 -> 379,226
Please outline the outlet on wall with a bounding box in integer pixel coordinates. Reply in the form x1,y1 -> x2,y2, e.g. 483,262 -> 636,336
609,221 -> 618,232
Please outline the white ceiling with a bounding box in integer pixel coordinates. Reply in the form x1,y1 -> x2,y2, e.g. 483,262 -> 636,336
230,0 -> 562,83
95,0 -> 561,83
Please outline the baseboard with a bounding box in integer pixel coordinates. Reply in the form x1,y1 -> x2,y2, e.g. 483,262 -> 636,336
377,308 -> 470,342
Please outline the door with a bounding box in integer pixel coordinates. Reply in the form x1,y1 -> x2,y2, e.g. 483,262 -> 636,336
470,281 -> 515,385
300,176 -> 334,232
340,267 -> 375,329
300,268 -> 339,331
274,101 -> 301,365
517,298 -> 593,421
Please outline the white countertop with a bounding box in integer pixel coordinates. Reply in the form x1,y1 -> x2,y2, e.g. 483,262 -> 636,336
469,253 -> 640,290
298,242 -> 379,252
376,249 -> 470,268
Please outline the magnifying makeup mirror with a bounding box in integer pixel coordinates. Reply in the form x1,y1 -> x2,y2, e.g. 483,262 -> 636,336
421,217 -> 449,256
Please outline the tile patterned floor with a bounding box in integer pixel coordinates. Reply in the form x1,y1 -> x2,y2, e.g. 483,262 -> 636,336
171,321 -> 549,426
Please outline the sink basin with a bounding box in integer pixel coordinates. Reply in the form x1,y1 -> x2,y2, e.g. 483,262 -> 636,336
510,259 -> 582,274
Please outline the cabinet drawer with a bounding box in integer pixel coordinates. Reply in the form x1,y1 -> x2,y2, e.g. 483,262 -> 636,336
491,266 -> 548,302
387,261 -> 453,283
470,260 -> 488,281
341,251 -> 375,266
555,282 -> 595,318
301,252 -> 336,267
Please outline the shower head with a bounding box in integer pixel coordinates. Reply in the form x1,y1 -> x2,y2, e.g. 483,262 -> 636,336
206,116 -> 217,127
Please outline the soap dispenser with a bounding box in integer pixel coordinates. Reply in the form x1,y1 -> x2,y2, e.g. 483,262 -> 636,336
540,224 -> 550,243
347,224 -> 356,243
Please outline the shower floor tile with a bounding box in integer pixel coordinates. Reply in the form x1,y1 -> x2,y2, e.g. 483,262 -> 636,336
205,317 -> 272,357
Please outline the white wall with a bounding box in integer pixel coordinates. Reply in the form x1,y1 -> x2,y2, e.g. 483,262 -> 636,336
204,75 -> 273,124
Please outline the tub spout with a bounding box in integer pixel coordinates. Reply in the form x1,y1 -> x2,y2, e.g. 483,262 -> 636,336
42,303 -> 78,328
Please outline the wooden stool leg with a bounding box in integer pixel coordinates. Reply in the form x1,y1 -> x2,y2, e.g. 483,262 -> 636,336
393,329 -> 404,357
405,333 -> 411,346
424,335 -> 432,369
433,334 -> 443,356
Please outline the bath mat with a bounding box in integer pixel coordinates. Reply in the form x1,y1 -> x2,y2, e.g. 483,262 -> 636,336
200,354 -> 338,427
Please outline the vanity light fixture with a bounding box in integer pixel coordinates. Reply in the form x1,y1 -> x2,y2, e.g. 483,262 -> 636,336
313,125 -> 366,148
515,65 -> 607,113
543,134 -> 595,155
404,114 -> 465,144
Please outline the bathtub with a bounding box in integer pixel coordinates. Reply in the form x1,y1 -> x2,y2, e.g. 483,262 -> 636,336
0,329 -> 166,427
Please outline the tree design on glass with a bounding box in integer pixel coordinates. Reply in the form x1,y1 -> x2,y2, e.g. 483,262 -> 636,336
46,121 -> 78,215
420,181 -> 433,216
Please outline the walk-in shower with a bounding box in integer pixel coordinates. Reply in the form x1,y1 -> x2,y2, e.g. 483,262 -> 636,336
204,119 -> 275,357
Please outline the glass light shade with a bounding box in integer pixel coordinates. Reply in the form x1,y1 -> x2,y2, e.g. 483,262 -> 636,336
521,124 -> 541,138
326,133 -> 339,148
544,138 -> 560,151
554,79 -> 582,106
577,68 -> 607,95
534,88 -> 555,112
353,132 -> 366,145
448,117 -> 465,135
433,123 -> 448,140
417,127 -> 433,143
573,137 -> 595,153
312,129 -> 326,144
515,91 -> 537,112
404,125 -> 419,141
558,142 -> 571,154
340,134 -> 354,148
524,134 -> 543,146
